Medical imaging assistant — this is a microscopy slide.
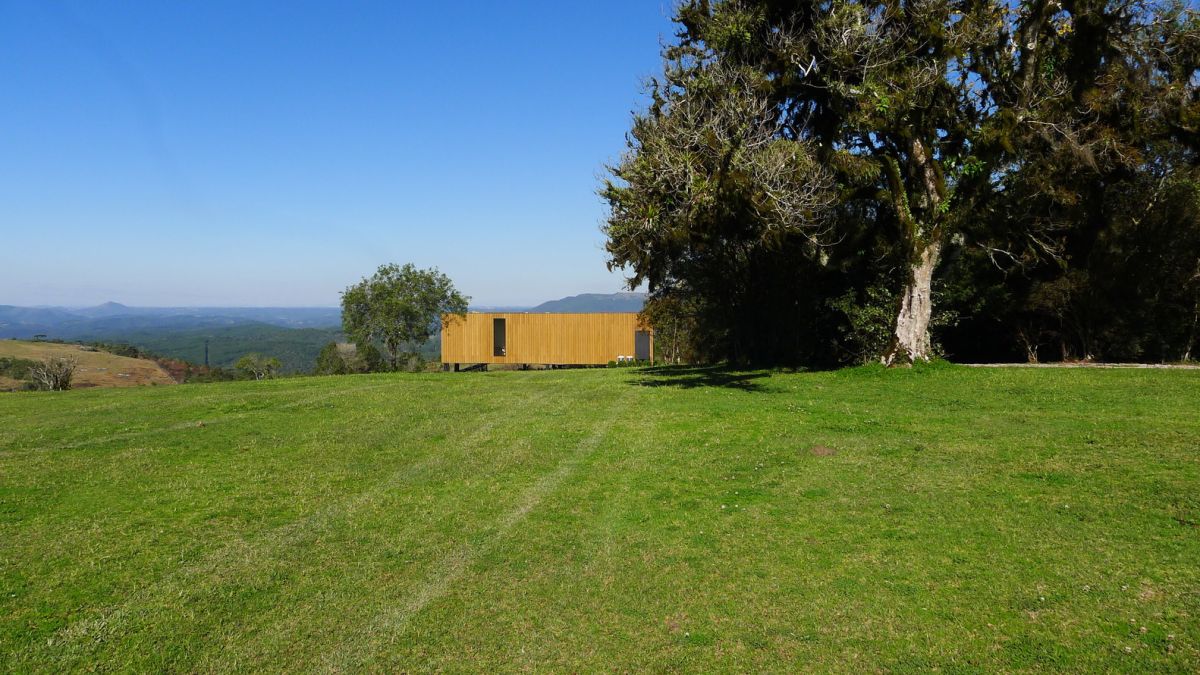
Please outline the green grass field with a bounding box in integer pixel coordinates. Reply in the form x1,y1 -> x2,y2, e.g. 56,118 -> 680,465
2,365 -> 1198,671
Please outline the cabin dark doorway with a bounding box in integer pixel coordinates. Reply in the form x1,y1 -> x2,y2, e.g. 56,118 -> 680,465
493,318 -> 506,357
635,330 -> 651,361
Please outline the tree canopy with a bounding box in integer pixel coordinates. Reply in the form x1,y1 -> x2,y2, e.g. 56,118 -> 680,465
604,0 -> 1200,366
235,353 -> 281,381
340,263 -> 468,371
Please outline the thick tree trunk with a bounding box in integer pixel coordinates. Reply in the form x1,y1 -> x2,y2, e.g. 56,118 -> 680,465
878,137 -> 945,367
884,240 -> 942,365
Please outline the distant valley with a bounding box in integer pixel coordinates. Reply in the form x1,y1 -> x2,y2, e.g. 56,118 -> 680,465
0,293 -> 645,373
0,303 -> 344,373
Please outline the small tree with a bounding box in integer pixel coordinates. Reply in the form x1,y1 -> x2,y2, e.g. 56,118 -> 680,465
341,263 -> 468,371
235,353 -> 281,380
313,342 -> 348,375
352,342 -> 386,373
30,357 -> 76,391
639,294 -> 698,365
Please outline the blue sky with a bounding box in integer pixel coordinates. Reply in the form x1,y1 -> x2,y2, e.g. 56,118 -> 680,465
0,1 -> 674,307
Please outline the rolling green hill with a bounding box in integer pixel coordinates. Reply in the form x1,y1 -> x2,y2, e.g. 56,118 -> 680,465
73,324 -> 343,374
2,366 -> 1198,670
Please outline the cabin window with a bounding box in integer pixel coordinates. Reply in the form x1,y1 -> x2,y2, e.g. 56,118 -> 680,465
493,318 -> 506,357
635,330 -> 650,361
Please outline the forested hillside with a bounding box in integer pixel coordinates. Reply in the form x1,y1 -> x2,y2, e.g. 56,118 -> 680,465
0,304 -> 343,373
97,324 -> 342,374
529,292 -> 646,313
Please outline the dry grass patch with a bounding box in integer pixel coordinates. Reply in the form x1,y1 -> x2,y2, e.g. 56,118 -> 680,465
0,340 -> 175,388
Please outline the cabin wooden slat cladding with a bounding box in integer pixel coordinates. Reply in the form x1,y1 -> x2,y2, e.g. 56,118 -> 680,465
441,312 -> 650,365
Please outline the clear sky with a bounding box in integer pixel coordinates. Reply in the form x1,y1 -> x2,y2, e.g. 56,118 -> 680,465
0,1 -> 674,307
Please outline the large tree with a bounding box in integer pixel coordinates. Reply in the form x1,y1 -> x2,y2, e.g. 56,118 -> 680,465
605,0 -> 1199,365
341,263 -> 468,371
603,60 -> 840,364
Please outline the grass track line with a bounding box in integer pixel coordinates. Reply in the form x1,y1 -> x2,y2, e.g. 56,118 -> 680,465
199,379 -> 612,669
4,369 -> 1200,671
28,383 -> 573,669
327,387 -> 634,672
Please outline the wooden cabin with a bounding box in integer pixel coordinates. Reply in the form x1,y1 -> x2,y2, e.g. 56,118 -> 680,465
441,312 -> 651,368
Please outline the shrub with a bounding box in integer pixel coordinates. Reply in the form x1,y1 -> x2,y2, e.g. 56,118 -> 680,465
0,356 -> 38,381
29,357 -> 76,391
314,342 -> 348,375
235,354 -> 281,380
354,343 -> 386,373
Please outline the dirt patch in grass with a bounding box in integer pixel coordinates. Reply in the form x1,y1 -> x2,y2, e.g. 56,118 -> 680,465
810,445 -> 837,456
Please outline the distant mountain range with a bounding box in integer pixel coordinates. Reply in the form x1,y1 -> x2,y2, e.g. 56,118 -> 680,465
0,293 -> 646,372
0,302 -> 342,339
469,292 -> 646,314
527,292 -> 645,313
0,303 -> 345,373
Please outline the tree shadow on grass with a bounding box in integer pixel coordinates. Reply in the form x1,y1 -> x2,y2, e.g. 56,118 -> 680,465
630,365 -> 776,392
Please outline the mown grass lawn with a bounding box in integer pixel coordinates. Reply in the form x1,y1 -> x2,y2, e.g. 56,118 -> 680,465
1,365 -> 1198,671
